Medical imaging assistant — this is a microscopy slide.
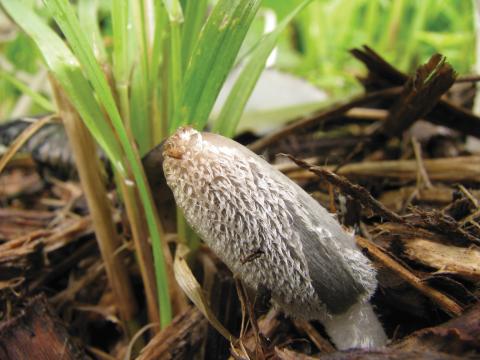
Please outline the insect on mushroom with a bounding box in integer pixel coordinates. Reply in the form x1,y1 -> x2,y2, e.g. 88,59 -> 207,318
156,126 -> 387,350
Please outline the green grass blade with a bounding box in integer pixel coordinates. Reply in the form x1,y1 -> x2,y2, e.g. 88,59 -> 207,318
398,0 -> 430,70
43,0 -> 122,130
0,68 -> 55,112
112,0 -> 130,82
1,0 -> 126,176
131,0 -> 152,152
157,0 -> 183,134
150,3 -> 168,142
213,0 -> 312,137
45,0 -> 173,327
111,0 -> 132,129
172,0 -> 261,133
181,0 -> 208,71
130,64 -> 150,153
162,0 -> 183,23
168,20 -> 183,127
77,0 -> 107,62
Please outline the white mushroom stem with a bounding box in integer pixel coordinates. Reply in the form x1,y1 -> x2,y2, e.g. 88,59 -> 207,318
322,302 -> 387,350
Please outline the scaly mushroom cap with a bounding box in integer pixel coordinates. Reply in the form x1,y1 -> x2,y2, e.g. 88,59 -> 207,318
163,126 -> 377,320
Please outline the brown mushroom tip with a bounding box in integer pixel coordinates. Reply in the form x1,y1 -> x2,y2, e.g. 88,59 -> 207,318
162,126 -> 199,160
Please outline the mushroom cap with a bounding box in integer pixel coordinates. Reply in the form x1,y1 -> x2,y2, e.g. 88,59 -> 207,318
162,127 -> 377,318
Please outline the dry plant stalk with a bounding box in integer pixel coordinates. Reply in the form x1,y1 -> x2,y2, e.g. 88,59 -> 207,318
248,86 -> 403,153
351,46 -> 480,138
378,54 -> 456,138
286,155 -> 404,223
0,115 -> 52,174
293,319 -> 336,354
378,186 -> 458,211
287,156 -> 480,183
173,243 -> 235,342
51,80 -> 138,336
117,181 -> 160,326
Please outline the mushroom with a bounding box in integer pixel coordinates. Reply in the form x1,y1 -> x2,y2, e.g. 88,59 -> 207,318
156,126 -> 387,350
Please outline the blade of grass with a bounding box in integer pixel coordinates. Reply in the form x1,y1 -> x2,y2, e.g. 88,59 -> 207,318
1,0 -> 126,177
0,68 -> 55,112
44,0 -> 175,327
398,0 -> 430,70
111,0 -> 165,328
333,0 -> 360,64
213,0 -> 312,137
51,77 -> 139,336
365,0 -> 380,44
77,0 -> 107,62
181,0 -> 208,71
0,115 -> 52,174
111,0 -> 132,129
174,243 -> 235,341
168,14 -> 183,130
379,0 -> 406,53
162,0 -> 183,23
172,0 -> 261,132
150,3 -> 168,143
130,64 -> 150,153
163,0 -> 183,118
131,0 -> 152,153
297,1 -> 328,75
117,178 -> 160,327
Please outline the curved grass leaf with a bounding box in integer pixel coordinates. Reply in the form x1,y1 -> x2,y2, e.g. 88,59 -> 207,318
131,0 -> 153,152
43,0 -> 173,327
162,0 -> 183,23
0,69 -> 55,112
0,115 -> 52,174
173,244 -> 235,341
181,0 -> 208,72
172,0 -> 261,133
0,0 -> 125,176
77,0 -> 107,62
213,0 -> 312,137
111,0 -> 134,142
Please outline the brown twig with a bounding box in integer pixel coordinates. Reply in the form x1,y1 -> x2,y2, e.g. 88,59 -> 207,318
412,208 -> 480,246
377,54 -> 456,139
456,74 -> 480,82
351,46 -> 480,138
286,156 -> 480,183
248,86 -> 403,153
293,319 -> 335,354
0,115 -> 53,175
457,185 -> 479,209
235,278 -> 265,360
344,107 -> 388,120
285,155 -> 405,223
411,137 -> 433,189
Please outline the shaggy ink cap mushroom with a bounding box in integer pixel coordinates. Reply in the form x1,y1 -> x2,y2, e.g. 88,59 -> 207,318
161,126 -> 387,350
